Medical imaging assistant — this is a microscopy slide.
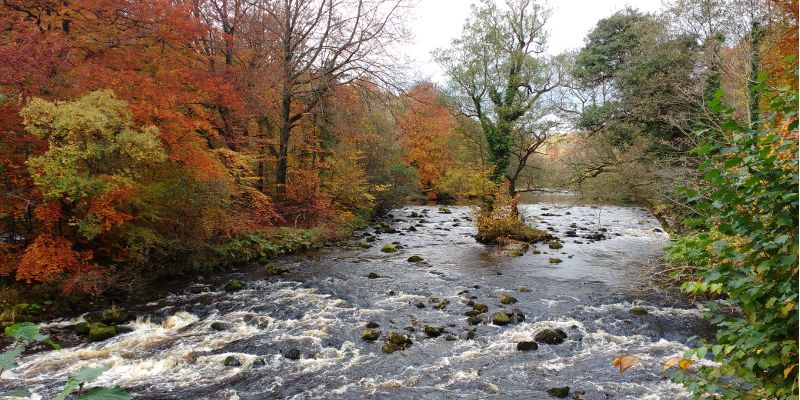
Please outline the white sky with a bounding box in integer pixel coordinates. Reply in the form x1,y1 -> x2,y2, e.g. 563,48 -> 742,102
401,0 -> 664,82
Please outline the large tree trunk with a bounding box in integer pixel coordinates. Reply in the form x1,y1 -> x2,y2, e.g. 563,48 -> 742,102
275,91 -> 292,195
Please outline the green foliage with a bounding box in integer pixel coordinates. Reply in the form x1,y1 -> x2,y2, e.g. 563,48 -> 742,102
55,365 -> 130,400
22,90 -> 166,239
0,323 -> 129,399
667,87 -> 798,398
214,229 -> 326,268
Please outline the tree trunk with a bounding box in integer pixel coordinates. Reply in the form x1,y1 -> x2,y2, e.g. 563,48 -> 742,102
275,91 -> 292,195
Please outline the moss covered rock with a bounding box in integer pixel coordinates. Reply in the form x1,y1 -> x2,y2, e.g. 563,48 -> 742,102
548,240 -> 563,249
517,341 -> 538,351
548,258 -> 563,264
362,329 -> 381,341
380,244 -> 398,253
407,255 -> 424,262
88,324 -> 117,342
629,306 -> 648,316
423,326 -> 442,337
547,386 -> 570,398
472,303 -> 489,313
499,294 -> 517,304
492,312 -> 511,325
534,328 -> 567,345
223,279 -> 245,292
74,322 -> 90,335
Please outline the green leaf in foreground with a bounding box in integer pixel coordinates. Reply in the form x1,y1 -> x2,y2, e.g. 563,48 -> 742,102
0,388 -> 32,398
54,365 -> 112,400
5,323 -> 47,342
81,386 -> 131,400
0,346 -> 24,372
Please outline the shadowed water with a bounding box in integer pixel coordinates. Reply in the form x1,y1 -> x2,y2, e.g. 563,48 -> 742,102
1,199 -> 713,399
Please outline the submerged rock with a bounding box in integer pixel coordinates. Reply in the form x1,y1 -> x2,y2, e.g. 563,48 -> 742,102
365,321 -> 380,329
548,258 -> 563,264
516,341 -> 538,351
534,328 -> 567,345
467,315 -> 482,325
407,255 -> 424,262
547,386 -> 570,398
367,272 -> 380,279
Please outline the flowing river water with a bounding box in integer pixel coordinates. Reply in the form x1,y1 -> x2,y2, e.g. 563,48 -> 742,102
2,196 -> 713,399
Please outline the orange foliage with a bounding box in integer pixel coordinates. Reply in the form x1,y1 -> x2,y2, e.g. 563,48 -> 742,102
15,234 -> 104,295
398,82 -> 455,198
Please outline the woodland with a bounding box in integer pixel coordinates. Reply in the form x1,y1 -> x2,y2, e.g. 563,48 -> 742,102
0,0 -> 797,398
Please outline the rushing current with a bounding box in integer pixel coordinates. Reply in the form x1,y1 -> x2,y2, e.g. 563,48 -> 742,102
1,195 -> 713,399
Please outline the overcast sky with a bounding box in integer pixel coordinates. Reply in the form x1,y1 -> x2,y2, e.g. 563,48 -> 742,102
400,0 -> 664,82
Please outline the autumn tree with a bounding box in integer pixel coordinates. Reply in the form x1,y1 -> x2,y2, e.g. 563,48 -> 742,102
247,0 -> 409,195
397,82 -> 454,198
435,0 -> 562,195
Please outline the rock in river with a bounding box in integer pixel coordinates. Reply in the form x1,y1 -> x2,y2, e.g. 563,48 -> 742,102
547,386 -> 570,398
516,341 -> 538,351
223,355 -> 242,367
492,312 -> 511,325
534,328 -> 567,345
499,294 -> 517,304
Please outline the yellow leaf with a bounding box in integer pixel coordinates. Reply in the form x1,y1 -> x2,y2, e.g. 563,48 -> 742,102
612,354 -> 638,373
785,365 -> 796,378
679,359 -> 693,370
663,356 -> 682,370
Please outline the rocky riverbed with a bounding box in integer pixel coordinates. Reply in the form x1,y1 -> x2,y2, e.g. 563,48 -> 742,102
0,199 -> 713,399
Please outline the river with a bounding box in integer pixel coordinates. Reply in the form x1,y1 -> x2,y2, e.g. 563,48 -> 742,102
2,197 -> 713,399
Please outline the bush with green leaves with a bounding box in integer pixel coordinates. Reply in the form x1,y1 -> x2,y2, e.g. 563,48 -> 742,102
667,84 -> 798,398
0,322 -> 130,399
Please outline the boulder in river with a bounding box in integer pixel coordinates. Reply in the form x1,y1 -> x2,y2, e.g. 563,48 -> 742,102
283,348 -> 301,360
499,294 -> 517,304
383,332 -> 412,353
365,321 -> 380,329
223,355 -> 242,367
74,322 -> 90,335
629,306 -> 648,316
534,328 -> 567,345
467,315 -> 482,325
472,303 -> 489,313
367,272 -> 380,279
88,324 -> 117,342
380,244 -> 398,253
492,312 -> 511,325
548,258 -> 563,264
211,321 -> 233,331
548,240 -> 563,249
223,279 -> 245,292
423,325 -> 442,337
547,386 -> 570,398
516,341 -> 538,351
407,255 -> 424,262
